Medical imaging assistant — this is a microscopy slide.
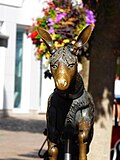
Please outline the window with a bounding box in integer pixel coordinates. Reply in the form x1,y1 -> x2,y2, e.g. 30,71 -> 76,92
14,27 -> 24,108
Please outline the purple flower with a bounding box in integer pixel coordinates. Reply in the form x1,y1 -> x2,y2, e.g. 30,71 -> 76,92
86,9 -> 96,25
55,12 -> 67,23
49,27 -> 54,33
47,18 -> 54,26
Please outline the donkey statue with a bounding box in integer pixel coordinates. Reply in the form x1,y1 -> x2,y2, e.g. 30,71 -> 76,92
37,24 -> 95,160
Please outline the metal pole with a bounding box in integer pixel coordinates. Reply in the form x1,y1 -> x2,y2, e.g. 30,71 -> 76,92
64,139 -> 72,160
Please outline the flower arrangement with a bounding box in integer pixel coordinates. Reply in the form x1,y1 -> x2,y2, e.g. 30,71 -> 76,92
28,0 -> 96,60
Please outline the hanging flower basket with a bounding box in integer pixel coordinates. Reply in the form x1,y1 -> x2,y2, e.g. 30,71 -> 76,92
28,0 -> 96,60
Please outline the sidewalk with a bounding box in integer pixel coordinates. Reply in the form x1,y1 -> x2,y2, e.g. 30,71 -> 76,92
0,113 -> 112,160
0,114 -> 47,160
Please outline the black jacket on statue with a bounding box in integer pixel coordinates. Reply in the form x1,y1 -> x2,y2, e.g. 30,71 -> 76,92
46,73 -> 94,144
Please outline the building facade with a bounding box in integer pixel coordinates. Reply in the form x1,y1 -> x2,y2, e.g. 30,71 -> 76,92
0,0 -> 54,115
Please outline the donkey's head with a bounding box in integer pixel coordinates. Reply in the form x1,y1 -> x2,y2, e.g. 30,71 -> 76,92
37,25 -> 93,91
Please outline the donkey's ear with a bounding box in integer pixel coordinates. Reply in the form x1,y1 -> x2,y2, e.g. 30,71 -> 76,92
37,27 -> 55,53
74,24 -> 94,50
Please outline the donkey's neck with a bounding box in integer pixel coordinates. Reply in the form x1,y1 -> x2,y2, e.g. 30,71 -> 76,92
56,73 -> 84,99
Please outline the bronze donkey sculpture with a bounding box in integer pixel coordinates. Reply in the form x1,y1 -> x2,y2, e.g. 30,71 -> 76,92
37,24 -> 95,160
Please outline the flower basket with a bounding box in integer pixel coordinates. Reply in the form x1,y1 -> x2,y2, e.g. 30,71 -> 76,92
28,0 -> 96,60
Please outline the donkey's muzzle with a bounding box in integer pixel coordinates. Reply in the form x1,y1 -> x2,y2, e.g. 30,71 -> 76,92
53,62 -> 71,90
51,61 -> 77,91
56,78 -> 68,90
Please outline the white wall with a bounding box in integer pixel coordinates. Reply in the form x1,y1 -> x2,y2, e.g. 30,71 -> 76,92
0,0 -> 44,25
0,47 -> 6,109
40,57 -> 55,113
0,0 -> 55,114
0,0 -> 24,8
4,22 -> 16,111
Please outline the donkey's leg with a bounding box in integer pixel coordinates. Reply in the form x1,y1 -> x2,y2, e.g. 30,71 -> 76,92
48,140 -> 58,160
47,95 -> 59,160
75,105 -> 94,160
78,119 -> 91,160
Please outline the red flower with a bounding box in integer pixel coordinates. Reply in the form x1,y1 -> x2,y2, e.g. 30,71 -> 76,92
42,8 -> 46,12
37,48 -> 42,54
28,31 -> 38,39
47,1 -> 55,9
32,39 -> 37,44
37,20 -> 40,25
57,39 -> 63,43
51,4 -> 55,9
42,8 -> 49,15
45,11 -> 49,16
47,1 -> 53,5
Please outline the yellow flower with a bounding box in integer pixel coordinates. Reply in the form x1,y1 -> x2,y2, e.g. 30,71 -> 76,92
71,40 -> 75,44
54,41 -> 59,47
40,42 -> 46,50
36,54 -> 41,60
54,41 -> 64,48
63,39 -> 70,43
51,33 -> 56,40
58,8 -> 65,13
75,36 -> 78,40
45,52 -> 51,59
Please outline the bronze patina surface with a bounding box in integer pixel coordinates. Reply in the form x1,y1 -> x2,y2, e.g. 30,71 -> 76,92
37,24 -> 95,160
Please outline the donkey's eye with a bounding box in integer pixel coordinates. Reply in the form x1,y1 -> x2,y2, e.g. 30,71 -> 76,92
69,47 -> 74,52
51,64 -> 58,69
51,49 -> 56,54
68,63 -> 75,68
68,45 -> 74,52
